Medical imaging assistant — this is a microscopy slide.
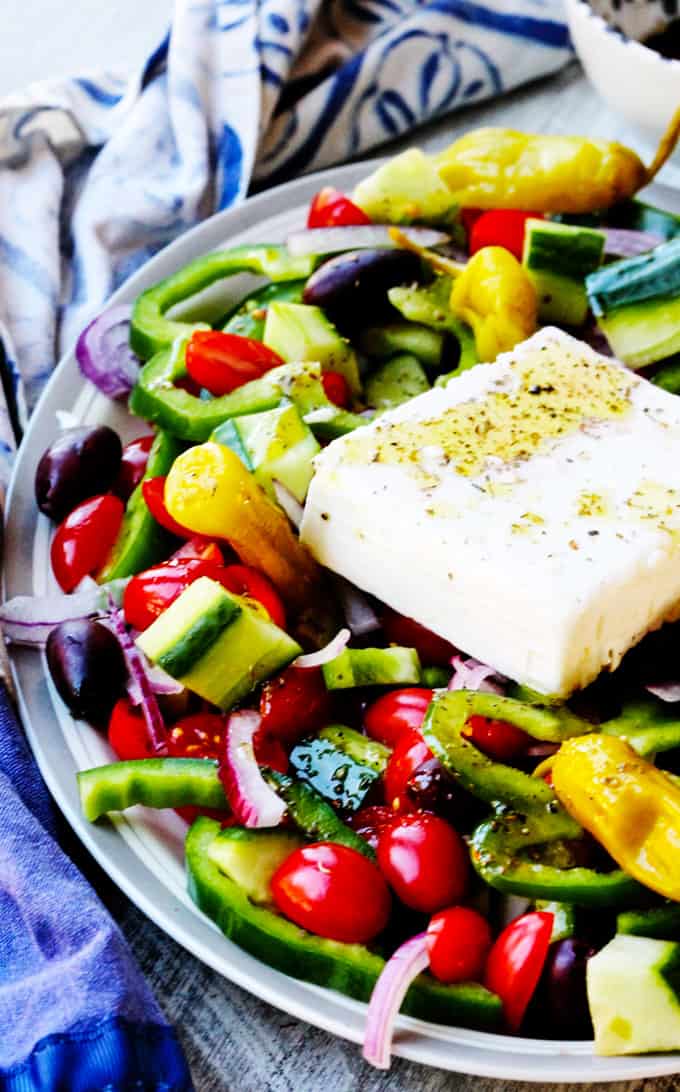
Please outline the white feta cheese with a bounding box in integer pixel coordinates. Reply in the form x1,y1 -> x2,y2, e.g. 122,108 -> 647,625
300,327 -> 680,697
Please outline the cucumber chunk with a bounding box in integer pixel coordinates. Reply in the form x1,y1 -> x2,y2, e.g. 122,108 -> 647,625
289,736 -> 380,813
522,220 -> 605,327
207,827 -> 303,905
365,354 -> 430,410
212,402 -> 320,503
263,302 -> 360,394
322,647 -> 421,690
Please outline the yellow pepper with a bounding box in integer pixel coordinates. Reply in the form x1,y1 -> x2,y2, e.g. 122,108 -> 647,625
552,734 -> 680,902
164,442 -> 320,610
434,107 -> 680,213
449,246 -> 537,362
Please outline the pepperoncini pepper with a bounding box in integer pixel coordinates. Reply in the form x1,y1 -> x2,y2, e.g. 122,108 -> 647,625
552,734 -> 680,903
449,247 -> 537,362
164,441 -> 320,610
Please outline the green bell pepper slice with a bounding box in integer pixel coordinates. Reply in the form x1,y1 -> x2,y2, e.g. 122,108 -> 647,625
98,429 -> 184,582
186,817 -> 503,1030
617,903 -> 680,939
130,245 -> 317,360
78,758 -> 228,821
388,277 -> 477,380
601,694 -> 680,757
264,769 -> 375,860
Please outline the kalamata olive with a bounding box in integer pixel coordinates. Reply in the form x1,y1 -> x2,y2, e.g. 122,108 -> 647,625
35,426 -> 122,521
46,619 -> 126,723
544,937 -> 597,1039
302,249 -> 423,333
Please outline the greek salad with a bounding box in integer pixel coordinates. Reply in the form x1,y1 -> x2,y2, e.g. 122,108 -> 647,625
7,111 -> 680,1067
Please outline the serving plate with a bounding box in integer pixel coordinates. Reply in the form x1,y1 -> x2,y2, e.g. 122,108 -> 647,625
6,159 -> 680,1083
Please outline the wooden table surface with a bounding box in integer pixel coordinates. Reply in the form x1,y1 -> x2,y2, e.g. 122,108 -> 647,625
88,61 -> 678,1092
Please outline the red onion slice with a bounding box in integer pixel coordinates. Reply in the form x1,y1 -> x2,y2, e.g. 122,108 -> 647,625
287,225 -> 450,258
107,602 -> 167,754
603,227 -> 664,258
0,580 -> 128,646
645,682 -> 680,703
76,305 -> 140,400
448,655 -> 506,695
363,933 -> 429,1069
220,710 -> 287,828
273,479 -> 304,529
293,627 -> 350,669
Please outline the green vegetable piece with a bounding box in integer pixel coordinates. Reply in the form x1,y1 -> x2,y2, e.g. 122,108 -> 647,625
222,280 -> 307,340
212,402 -> 319,504
186,817 -> 503,1030
322,647 -> 421,690
388,278 -> 477,380
319,725 -> 391,774
365,354 -> 430,410
207,827 -> 304,906
97,430 -> 183,582
289,736 -> 380,813
264,770 -> 375,859
618,904 -> 680,940
359,322 -> 445,368
352,149 -> 459,226
587,236 -> 680,316
523,220 -> 605,327
597,295 -> 680,370
601,695 -> 680,757
78,758 -> 227,822
535,900 -> 577,942
263,301 -> 361,395
130,245 -> 316,360
421,665 -> 452,689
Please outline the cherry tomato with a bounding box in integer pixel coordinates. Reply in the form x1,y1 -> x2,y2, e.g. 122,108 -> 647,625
167,713 -> 226,759
364,688 -> 433,749
219,564 -> 286,630
348,805 -> 398,851
377,812 -> 468,913
186,331 -> 283,396
460,207 -> 483,239
307,187 -> 371,229
484,910 -> 554,1032
426,906 -> 493,983
321,371 -> 351,408
462,715 -> 530,763
381,608 -> 455,667
252,730 -> 289,774
271,843 -> 390,942
469,209 -> 545,262
51,494 -> 125,592
259,665 -> 331,746
113,434 -> 154,501
142,476 -> 192,538
383,730 -> 433,811
108,698 -> 154,761
124,557 -> 224,631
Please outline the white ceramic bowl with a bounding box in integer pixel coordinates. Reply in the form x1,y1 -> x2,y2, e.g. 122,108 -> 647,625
566,0 -> 680,142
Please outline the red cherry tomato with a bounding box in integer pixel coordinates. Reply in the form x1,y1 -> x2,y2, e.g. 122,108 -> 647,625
469,209 -> 545,262
484,911 -> 554,1031
383,730 -> 433,811
426,906 -> 493,983
114,434 -> 154,501
51,494 -> 125,592
167,713 -> 226,760
124,557 -> 224,631
271,843 -> 390,942
321,371 -> 351,408
252,730 -> 289,774
381,608 -> 455,667
259,665 -> 331,746
142,476 -> 192,538
219,564 -> 286,630
185,331 -> 284,396
108,699 -> 154,761
307,188 -> 371,229
462,715 -> 530,763
377,812 -> 468,913
348,805 -> 398,851
364,688 -> 433,749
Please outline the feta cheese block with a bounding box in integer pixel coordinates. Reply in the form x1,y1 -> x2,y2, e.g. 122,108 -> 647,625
300,327 -> 680,697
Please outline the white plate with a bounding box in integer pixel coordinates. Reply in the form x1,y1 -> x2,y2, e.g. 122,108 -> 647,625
6,161 -> 680,1084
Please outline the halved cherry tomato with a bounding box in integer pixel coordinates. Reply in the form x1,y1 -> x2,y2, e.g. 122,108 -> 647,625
383,730 -> 433,811
348,805 -> 397,851
259,665 -> 331,746
113,434 -> 154,501
321,371 -> 351,408
469,209 -> 544,261
381,608 -> 455,667
462,715 -> 530,763
364,687 -> 433,749
307,188 -> 371,229
142,476 -> 192,538
185,331 -> 283,396
376,812 -> 468,913
108,698 -> 154,761
124,557 -> 225,631
271,843 -> 390,942
219,564 -> 286,630
426,906 -> 492,984
51,494 -> 125,592
167,713 -> 226,760
484,910 -> 554,1032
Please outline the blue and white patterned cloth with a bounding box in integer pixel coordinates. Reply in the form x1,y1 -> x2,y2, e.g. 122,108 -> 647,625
0,2 -> 571,1087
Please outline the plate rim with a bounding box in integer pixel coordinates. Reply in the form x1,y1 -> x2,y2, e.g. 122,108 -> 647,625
6,160 -> 680,1083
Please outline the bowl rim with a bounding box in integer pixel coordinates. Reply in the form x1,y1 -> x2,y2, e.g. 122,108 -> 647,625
568,0 -> 680,71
